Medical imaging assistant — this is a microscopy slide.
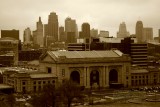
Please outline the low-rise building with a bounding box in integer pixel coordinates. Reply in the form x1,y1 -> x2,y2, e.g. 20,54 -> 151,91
2,67 -> 57,93
131,66 -> 160,87
0,37 -> 19,66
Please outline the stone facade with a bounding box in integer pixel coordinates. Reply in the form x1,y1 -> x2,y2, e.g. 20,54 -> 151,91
131,67 -> 160,87
3,67 -> 57,93
39,50 -> 131,88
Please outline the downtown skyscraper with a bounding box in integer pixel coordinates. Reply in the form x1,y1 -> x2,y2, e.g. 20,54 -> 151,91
117,22 -> 129,38
90,28 -> 98,37
136,20 -> 143,43
143,27 -> 153,42
80,23 -> 90,39
37,17 -> 43,47
23,27 -> 32,45
48,12 -> 59,42
65,17 -> 78,43
33,17 -> 43,47
59,26 -> 65,42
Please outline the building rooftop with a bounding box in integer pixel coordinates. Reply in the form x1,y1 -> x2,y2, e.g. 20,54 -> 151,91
27,60 -> 39,66
0,84 -> 13,89
1,67 -> 38,74
48,50 -> 123,59
30,73 -> 57,79
131,69 -> 149,74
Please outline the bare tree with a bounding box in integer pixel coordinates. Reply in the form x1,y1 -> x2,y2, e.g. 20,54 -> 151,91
31,80 -> 84,107
6,94 -> 15,107
31,84 -> 57,107
59,79 -> 83,107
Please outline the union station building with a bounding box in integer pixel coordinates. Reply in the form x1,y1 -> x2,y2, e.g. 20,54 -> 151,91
39,50 -> 131,88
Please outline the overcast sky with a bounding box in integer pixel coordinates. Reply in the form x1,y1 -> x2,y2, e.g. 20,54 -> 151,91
0,0 -> 160,41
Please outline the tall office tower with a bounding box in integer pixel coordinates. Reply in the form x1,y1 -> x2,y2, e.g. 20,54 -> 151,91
48,12 -> 59,43
66,32 -> 76,43
136,21 -> 143,43
44,24 -> 48,47
81,23 -> 90,39
65,17 -> 78,43
36,17 -> 43,47
23,27 -> 32,45
59,26 -> 65,42
1,29 -> 19,40
117,22 -> 130,38
32,30 -> 37,45
99,30 -> 109,37
79,31 -> 83,39
143,27 -> 153,42
90,28 -> 98,37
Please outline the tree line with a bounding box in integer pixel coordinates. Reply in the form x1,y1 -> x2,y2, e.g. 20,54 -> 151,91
30,79 -> 85,107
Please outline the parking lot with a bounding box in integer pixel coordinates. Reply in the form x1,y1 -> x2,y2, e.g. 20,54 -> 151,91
75,86 -> 160,107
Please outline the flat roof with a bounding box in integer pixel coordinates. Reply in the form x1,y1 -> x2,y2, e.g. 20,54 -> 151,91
30,73 -> 57,79
131,69 -> 149,74
27,60 -> 39,66
2,67 -> 38,73
48,50 -> 123,59
0,84 -> 13,89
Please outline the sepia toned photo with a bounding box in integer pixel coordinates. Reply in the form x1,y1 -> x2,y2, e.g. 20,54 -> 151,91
0,0 -> 160,107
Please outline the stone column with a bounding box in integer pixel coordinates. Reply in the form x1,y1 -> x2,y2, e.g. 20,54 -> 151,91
102,66 -> 106,87
83,67 -> 86,87
80,68 -> 83,86
106,66 -> 109,88
83,67 -> 90,88
99,69 -> 103,88
86,67 -> 90,88
120,66 -> 124,85
118,67 -> 122,84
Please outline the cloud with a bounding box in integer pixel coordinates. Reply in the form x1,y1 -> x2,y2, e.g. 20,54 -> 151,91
0,0 -> 160,39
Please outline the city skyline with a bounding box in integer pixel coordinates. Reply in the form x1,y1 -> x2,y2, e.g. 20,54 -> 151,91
0,0 -> 160,41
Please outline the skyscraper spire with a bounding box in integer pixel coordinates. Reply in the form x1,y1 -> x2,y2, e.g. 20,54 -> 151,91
39,16 -> 41,23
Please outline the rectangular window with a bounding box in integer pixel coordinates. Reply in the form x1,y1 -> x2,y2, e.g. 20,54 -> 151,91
131,80 -> 134,86
126,76 -> 128,80
131,76 -> 134,79
143,80 -> 145,85
39,86 -> 41,90
33,81 -> 36,85
38,81 -> 41,84
34,86 -> 36,92
62,69 -> 65,76
146,79 -> 148,85
22,81 -> 26,85
52,80 -> 55,83
22,87 -> 26,92
135,80 -> 137,86
47,67 -> 52,73
126,66 -> 129,73
139,80 -> 141,85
